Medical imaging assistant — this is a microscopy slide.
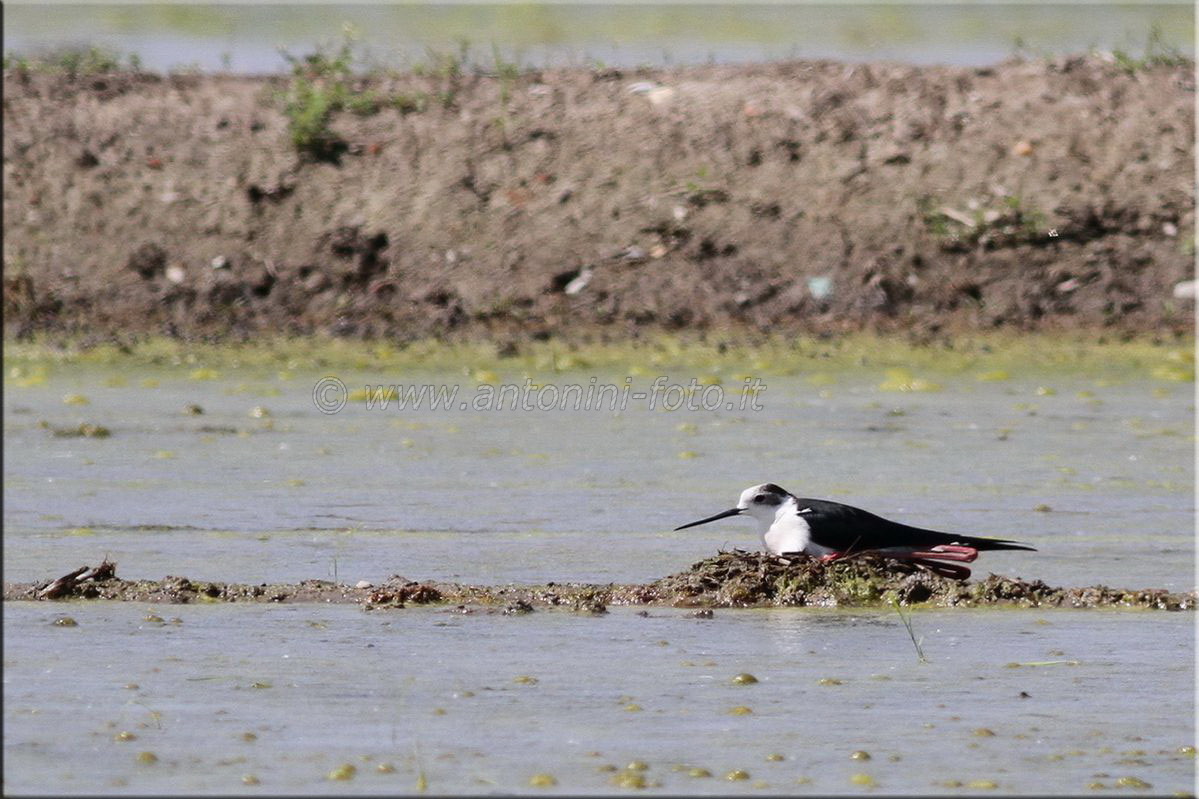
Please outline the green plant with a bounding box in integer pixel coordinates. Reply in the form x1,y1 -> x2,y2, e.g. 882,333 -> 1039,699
491,43 -> 523,105
391,92 -> 428,114
917,196 -> 951,238
428,39 -> 469,80
3,45 -> 130,77
278,29 -> 396,160
345,89 -> 382,116
420,39 -> 471,108
3,52 -> 30,71
891,597 -> 928,663
919,194 -> 1048,249
54,45 -> 122,76
1110,24 -> 1191,74
282,75 -> 346,161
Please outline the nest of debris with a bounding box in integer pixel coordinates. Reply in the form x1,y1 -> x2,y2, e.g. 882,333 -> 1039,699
644,551 -> 1195,610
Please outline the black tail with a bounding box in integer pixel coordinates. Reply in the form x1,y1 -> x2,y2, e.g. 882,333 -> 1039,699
952,534 -> 1036,552
888,522 -> 1037,553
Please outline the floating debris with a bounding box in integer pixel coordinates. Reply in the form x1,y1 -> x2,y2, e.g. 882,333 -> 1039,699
328,764 -> 357,781
1005,660 -> 1081,668
610,771 -> 647,789
50,422 -> 111,438
1114,776 -> 1151,789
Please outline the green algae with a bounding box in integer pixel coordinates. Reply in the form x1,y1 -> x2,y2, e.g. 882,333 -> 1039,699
3,333 -> 1193,384
327,763 -> 357,780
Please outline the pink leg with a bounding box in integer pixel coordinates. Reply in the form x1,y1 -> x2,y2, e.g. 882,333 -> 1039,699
909,558 -> 972,580
897,545 -> 979,563
819,552 -> 845,562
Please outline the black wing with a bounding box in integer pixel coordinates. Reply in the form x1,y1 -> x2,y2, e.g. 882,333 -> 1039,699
793,498 -> 1036,553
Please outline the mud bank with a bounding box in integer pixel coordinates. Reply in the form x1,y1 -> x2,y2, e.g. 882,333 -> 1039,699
7,553 -> 1194,611
2,56 -> 1194,344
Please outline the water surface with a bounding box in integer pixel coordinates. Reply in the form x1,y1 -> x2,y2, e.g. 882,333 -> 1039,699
4,366 -> 1192,591
3,359 -> 1195,795
3,3 -> 1193,72
4,603 -> 1194,795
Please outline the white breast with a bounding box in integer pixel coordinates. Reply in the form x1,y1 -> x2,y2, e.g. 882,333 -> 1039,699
759,503 -> 842,557
761,504 -> 811,555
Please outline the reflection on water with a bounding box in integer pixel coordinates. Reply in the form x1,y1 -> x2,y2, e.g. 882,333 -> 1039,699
3,4 -> 1194,72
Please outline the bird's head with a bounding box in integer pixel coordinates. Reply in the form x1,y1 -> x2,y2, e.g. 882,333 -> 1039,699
674,483 -> 793,530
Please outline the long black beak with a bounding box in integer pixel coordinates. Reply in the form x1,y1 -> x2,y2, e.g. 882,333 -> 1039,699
674,507 -> 742,531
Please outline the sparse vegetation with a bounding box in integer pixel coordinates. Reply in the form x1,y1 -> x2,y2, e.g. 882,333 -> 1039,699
919,194 -> 1049,250
1109,25 -> 1191,75
277,31 -> 518,157
278,31 -> 359,161
891,597 -> 929,663
3,45 -> 135,78
391,92 -> 428,115
490,43 -> 523,106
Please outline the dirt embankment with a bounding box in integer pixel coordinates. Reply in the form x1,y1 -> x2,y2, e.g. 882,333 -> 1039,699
6,553 -> 1194,611
2,56 -> 1194,344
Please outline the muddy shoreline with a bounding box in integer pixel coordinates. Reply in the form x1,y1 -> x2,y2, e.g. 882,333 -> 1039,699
7,553 -> 1194,611
3,56 -> 1194,344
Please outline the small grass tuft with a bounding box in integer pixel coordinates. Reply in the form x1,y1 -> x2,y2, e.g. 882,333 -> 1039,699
892,596 -> 929,663
1110,25 -> 1191,75
3,45 -> 135,78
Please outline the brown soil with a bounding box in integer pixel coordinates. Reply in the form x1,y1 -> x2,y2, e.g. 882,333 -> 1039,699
2,56 -> 1194,344
7,553 -> 1194,611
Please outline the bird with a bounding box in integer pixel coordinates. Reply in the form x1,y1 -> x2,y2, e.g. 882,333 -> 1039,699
674,483 -> 1035,579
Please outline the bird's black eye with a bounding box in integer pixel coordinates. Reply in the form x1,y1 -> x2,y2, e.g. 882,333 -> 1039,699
753,494 -> 765,503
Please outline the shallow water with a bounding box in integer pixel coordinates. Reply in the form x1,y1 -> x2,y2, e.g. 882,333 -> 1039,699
3,366 -> 1193,590
3,603 -> 1194,795
3,363 -> 1194,794
3,4 -> 1194,73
